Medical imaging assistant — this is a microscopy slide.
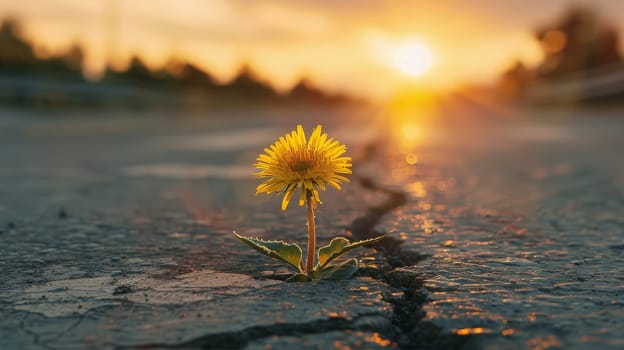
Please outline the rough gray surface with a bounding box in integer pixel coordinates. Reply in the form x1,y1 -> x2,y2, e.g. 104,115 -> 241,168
2,278 -> 392,349
0,108 -> 399,350
1,106 -> 623,349
370,110 -> 624,349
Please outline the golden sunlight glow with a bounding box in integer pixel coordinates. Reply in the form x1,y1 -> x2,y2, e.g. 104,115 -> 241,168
392,42 -> 434,76
3,0 -> 555,99
455,327 -> 488,336
400,123 -> 424,144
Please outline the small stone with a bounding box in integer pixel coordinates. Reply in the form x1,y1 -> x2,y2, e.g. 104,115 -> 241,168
113,285 -> 133,295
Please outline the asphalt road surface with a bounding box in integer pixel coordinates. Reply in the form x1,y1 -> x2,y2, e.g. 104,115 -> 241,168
1,105 -> 622,349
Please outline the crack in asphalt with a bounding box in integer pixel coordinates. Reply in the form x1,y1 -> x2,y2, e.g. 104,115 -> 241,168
39,314 -> 86,348
118,313 -> 391,349
349,175 -> 424,269
345,144 -> 468,349
15,309 -> 86,350
121,141 -> 467,349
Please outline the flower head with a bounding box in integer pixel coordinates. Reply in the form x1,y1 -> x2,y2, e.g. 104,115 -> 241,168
254,124 -> 352,210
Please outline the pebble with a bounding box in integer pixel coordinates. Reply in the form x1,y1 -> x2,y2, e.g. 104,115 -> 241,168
113,285 -> 133,295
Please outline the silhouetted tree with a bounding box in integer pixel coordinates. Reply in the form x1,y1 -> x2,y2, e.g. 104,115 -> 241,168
0,18 -> 36,68
124,56 -> 154,81
535,6 -> 622,79
226,64 -> 277,99
0,18 -> 86,80
63,43 -> 84,71
175,62 -> 218,88
287,77 -> 347,105
497,60 -> 534,101
289,78 -> 324,100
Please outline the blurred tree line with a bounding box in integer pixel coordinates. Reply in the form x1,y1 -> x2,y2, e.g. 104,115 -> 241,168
0,18 -> 84,80
0,18 -> 352,108
498,6 -> 624,104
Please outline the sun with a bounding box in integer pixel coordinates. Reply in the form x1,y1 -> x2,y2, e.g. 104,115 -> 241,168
392,42 -> 434,76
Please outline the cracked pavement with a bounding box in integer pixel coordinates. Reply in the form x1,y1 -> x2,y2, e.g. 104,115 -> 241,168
0,108 -> 404,350
1,106 -> 623,349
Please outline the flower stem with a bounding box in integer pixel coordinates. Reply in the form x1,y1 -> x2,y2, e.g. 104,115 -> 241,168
305,192 -> 316,274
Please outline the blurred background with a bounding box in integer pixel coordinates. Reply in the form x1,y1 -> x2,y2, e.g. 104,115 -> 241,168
3,3 -> 624,349
2,0 -> 624,110
1,0 -> 624,215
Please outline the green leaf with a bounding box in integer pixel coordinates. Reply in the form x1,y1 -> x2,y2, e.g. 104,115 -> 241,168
233,232 -> 303,273
317,237 -> 350,267
285,273 -> 311,282
316,234 -> 388,269
320,258 -> 359,280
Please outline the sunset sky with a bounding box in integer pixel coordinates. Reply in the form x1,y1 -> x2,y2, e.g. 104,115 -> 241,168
2,0 -> 624,99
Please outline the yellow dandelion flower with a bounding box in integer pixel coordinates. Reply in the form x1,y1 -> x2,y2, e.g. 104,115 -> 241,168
254,124 -> 352,211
